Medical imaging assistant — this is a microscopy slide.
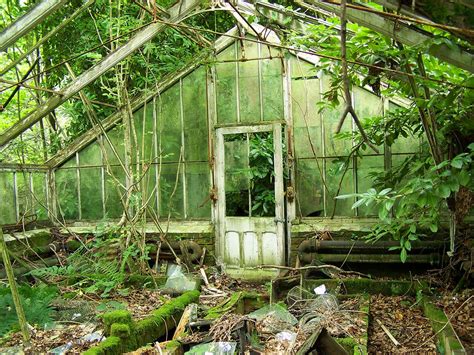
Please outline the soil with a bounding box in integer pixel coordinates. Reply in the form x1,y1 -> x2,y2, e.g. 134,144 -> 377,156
368,294 -> 437,354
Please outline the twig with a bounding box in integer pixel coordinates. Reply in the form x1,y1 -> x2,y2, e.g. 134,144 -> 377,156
336,0 -> 379,154
376,319 -> 400,346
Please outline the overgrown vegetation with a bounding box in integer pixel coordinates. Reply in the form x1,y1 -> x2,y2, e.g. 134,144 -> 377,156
283,12 -> 473,262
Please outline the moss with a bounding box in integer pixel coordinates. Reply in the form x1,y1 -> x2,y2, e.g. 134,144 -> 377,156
110,323 -> 131,338
82,336 -> 121,355
102,310 -> 132,335
336,337 -> 357,352
165,340 -> 181,350
86,290 -> 199,354
422,299 -> 464,352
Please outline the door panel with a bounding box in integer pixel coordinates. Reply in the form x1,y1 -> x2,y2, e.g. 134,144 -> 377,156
215,124 -> 285,269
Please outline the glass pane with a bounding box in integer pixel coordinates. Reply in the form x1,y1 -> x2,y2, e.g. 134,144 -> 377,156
225,135 -> 250,217
32,173 -> 48,220
143,164 -> 158,219
0,172 -> 16,224
353,86 -> 384,154
296,159 -> 324,217
293,78 -> 322,158
79,142 -> 102,166
183,67 -> 208,162
216,44 -> 237,124
262,56 -> 283,121
80,167 -> 103,220
389,101 -> 420,154
238,41 -> 261,123
103,125 -> 125,166
159,163 -> 184,218
186,162 -> 211,218
325,158 -> 354,216
157,85 -> 182,163
322,76 -> 352,157
133,102 -> 155,164
290,56 -> 315,78
357,155 -> 384,216
17,172 -> 34,220
55,160 -> 79,220
104,165 -> 125,219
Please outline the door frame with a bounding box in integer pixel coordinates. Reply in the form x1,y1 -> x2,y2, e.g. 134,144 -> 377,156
214,123 -> 285,265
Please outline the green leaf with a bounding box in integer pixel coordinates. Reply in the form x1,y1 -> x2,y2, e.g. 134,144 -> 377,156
352,198 -> 366,209
388,246 -> 400,251
384,199 -> 394,211
409,225 -> 416,234
451,157 -> 463,169
458,170 -> 470,186
438,184 -> 451,198
400,248 -> 408,263
408,234 -> 418,241
429,224 -> 438,233
379,188 -> 392,196
404,240 -> 412,251
378,207 -> 389,220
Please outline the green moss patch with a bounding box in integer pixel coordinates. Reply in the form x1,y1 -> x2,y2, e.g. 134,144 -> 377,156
85,290 -> 199,354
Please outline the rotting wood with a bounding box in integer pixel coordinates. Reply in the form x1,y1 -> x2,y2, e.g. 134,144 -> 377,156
0,0 -> 202,149
173,303 -> 196,340
0,0 -> 67,51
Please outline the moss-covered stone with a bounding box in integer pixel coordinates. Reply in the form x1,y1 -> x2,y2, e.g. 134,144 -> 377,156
84,290 -> 200,355
110,323 -> 131,339
83,336 -> 121,355
422,299 -> 465,353
102,310 -> 132,336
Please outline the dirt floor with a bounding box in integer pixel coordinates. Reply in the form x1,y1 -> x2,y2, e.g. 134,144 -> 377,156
368,294 -> 437,354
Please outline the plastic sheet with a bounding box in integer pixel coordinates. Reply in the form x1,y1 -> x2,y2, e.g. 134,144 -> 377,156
185,342 -> 237,355
163,266 -> 197,292
248,304 -> 297,325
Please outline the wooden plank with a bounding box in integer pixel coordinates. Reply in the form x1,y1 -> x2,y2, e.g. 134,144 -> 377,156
301,0 -> 474,72
0,0 -> 201,149
0,0 -> 67,51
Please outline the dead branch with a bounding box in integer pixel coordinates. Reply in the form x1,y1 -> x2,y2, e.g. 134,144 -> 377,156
336,0 -> 379,154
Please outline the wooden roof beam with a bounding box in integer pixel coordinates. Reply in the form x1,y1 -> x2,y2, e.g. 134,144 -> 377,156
299,0 -> 474,73
0,0 -> 202,149
0,0 -> 67,51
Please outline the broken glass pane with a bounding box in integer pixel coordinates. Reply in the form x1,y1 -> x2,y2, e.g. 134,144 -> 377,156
0,172 -> 16,224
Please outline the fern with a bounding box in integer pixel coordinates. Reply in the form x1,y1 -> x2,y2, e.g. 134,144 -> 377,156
0,285 -> 58,336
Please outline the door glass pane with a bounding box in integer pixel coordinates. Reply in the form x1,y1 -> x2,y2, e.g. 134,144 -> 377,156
224,132 -> 275,217
224,134 -> 250,216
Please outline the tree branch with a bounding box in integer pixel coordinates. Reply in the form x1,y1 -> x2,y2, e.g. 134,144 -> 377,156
336,0 -> 379,154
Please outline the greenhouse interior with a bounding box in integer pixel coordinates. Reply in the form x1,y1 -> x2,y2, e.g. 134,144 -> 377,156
0,0 -> 473,353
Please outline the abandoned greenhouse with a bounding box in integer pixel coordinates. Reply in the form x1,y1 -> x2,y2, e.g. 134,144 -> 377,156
0,0 -> 473,353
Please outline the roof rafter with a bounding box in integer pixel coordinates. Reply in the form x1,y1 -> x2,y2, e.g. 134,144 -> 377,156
0,0 -> 202,150
0,0 -> 68,51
